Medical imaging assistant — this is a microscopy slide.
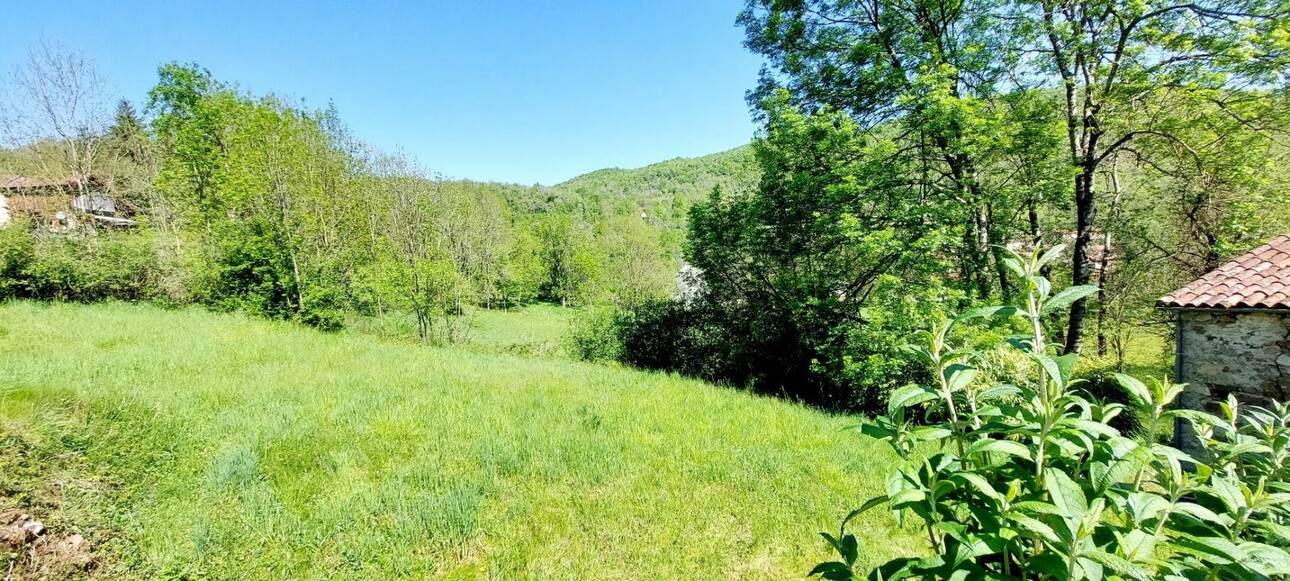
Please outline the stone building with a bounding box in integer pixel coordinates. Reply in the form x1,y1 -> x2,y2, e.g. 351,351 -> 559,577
1159,234 -> 1290,448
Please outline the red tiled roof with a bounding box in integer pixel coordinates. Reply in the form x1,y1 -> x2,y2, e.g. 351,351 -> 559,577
1159,234 -> 1290,310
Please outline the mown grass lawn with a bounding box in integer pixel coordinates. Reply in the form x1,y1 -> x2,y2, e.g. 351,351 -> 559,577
0,302 -> 915,580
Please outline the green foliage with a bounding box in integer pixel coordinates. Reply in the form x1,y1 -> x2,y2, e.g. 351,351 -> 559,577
740,0 -> 1290,354
0,222 -> 166,303
567,306 -> 624,362
0,218 -> 36,298
613,98 -> 957,412
813,247 -> 1290,580
551,145 -> 759,220
108,62 -> 684,331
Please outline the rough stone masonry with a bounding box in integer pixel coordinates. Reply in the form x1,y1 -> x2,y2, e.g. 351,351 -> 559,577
1177,310 -> 1290,413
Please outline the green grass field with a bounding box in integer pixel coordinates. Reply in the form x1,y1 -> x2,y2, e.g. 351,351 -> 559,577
0,301 -> 914,579
344,303 -> 573,359
462,303 -> 572,359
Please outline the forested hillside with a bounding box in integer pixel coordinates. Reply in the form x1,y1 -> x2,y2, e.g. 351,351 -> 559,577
554,145 -> 757,204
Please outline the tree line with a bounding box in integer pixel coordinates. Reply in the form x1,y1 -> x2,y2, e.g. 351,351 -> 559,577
0,50 -> 680,340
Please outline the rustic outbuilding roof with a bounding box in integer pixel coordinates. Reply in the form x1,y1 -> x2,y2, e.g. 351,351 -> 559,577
0,175 -> 111,192
1159,234 -> 1290,310
0,175 -> 64,189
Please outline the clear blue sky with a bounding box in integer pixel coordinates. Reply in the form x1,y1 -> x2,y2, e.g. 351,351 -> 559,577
0,1 -> 762,185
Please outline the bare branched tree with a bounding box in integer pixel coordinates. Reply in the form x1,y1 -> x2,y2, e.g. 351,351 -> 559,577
0,40 -> 110,193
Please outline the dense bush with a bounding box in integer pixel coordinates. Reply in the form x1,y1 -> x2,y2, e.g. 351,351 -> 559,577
613,299 -> 749,386
812,247 -> 1290,580
603,275 -> 950,413
567,306 -> 624,362
0,221 -> 166,303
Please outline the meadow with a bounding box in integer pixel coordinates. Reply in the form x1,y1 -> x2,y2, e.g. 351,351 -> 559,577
0,301 -> 916,579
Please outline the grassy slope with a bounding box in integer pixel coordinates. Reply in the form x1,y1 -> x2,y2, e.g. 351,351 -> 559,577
464,303 -> 571,358
0,302 -> 913,580
346,304 -> 573,360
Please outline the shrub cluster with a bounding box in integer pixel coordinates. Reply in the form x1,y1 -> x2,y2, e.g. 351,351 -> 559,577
0,219 -> 170,303
812,247 -> 1290,580
597,279 -> 948,414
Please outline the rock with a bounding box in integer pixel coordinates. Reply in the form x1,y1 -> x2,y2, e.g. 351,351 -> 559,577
22,519 -> 45,538
54,533 -> 93,567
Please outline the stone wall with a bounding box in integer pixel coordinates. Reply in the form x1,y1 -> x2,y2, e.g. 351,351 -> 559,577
1177,310 -> 1290,411
1175,310 -> 1290,453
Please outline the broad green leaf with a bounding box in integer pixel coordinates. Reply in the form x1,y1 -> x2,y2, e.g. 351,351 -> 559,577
1113,373 -> 1152,407
840,534 -> 859,566
1041,285 -> 1100,315
944,363 -> 978,393
1002,256 -> 1027,280
952,471 -> 1002,503
1033,353 -> 1064,388
1250,519 -> 1290,544
1239,541 -> 1290,576
1209,475 -> 1247,513
957,305 -> 1020,321
1013,501 -> 1064,516
976,385 -> 1021,402
887,384 -> 940,414
808,561 -> 852,578
1045,467 -> 1089,516
965,438 -> 1032,460
1094,443 -> 1152,494
908,426 -> 953,442
1037,244 -> 1066,269
889,488 -> 926,509
842,495 -> 890,529
859,423 -> 898,441
1115,529 -> 1158,563
1172,502 -> 1232,529
1007,513 -> 1061,544
1083,549 -> 1152,581
1053,352 -> 1078,386
1172,535 -> 1243,565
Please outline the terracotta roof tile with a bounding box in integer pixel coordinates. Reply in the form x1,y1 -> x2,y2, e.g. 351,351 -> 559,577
1159,234 -> 1290,310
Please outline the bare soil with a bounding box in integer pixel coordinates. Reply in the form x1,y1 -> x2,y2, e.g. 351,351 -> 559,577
1,502 -> 96,580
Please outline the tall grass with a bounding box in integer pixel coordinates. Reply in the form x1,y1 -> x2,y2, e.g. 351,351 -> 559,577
0,301 -> 914,579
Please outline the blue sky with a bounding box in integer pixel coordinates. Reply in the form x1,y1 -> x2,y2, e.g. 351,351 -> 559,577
0,1 -> 762,185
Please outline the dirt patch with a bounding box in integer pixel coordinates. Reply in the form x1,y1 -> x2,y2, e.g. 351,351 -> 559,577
1,427 -> 116,580
1,504 -> 96,580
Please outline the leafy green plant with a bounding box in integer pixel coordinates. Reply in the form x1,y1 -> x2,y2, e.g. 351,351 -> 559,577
813,246 -> 1290,580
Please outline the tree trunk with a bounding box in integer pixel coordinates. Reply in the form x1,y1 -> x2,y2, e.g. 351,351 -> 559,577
290,252 -> 305,314
1064,163 -> 1097,354
1095,162 -> 1121,357
987,202 -> 1011,298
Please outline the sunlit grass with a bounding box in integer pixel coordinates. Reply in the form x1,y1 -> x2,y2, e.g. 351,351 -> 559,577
462,303 -> 571,358
344,303 -> 572,359
0,301 -> 914,580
